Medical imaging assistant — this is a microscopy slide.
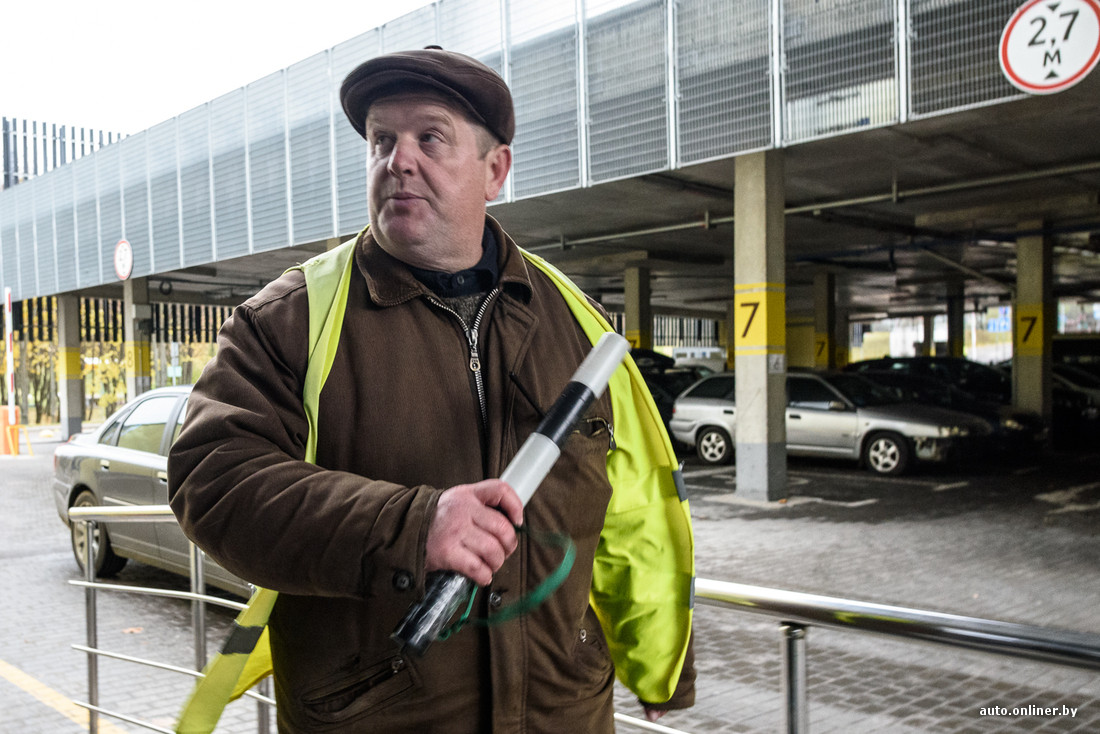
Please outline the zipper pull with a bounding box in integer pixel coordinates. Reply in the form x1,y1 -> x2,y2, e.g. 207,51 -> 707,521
467,328 -> 481,372
607,421 -> 616,451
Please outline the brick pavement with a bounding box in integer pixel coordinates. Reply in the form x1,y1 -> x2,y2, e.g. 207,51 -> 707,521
615,450 -> 1100,733
3,433 -> 1099,733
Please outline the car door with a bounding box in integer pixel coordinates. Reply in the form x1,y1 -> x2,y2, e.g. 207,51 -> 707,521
154,396 -> 199,577
786,375 -> 859,456
95,394 -> 181,563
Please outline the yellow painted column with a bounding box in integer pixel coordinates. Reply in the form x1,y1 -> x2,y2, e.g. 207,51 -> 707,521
813,271 -> 836,370
1013,221 -> 1053,429
123,278 -> 153,399
624,265 -> 653,350
56,295 -> 83,439
733,149 -> 787,502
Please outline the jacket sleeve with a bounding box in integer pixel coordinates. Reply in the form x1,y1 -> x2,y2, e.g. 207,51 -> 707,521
167,273 -> 441,600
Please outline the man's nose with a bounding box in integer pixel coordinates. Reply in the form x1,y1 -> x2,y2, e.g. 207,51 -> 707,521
386,137 -> 416,176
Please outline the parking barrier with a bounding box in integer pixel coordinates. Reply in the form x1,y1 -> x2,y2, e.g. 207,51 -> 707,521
68,505 -> 1100,734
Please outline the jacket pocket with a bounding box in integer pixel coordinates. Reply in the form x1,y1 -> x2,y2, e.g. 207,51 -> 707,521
300,654 -> 418,725
573,621 -> 613,681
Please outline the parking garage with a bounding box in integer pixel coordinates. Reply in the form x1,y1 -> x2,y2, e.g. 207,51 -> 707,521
1,0 -> 1099,502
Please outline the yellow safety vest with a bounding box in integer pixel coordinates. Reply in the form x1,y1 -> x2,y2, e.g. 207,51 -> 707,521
175,232 -> 694,733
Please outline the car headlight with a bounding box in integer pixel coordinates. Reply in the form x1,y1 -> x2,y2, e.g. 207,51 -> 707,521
936,425 -> 970,437
1000,417 -> 1023,431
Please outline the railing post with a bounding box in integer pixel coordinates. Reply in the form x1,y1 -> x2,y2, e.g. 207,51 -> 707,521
780,622 -> 808,734
83,520 -> 99,734
258,678 -> 271,732
189,541 -> 207,671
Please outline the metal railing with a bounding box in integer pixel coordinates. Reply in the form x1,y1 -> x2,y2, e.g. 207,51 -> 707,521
70,505 -> 1100,734
68,505 -> 272,734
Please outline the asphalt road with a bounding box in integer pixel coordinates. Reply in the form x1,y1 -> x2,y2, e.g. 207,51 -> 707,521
2,430 -> 1099,733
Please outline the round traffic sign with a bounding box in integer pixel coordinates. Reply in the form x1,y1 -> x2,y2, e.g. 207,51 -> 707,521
1000,0 -> 1100,94
114,239 -> 133,280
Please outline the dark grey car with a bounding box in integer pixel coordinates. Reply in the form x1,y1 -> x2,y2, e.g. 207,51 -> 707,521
52,385 -> 248,595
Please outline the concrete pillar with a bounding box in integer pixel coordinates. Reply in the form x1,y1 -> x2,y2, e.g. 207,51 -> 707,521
624,265 -> 653,350
719,310 -> 734,371
921,314 -> 935,356
946,280 -> 965,358
123,278 -> 153,399
834,307 -> 850,368
813,272 -> 836,370
56,295 -> 83,439
1013,221 -> 1053,426
733,150 -> 787,502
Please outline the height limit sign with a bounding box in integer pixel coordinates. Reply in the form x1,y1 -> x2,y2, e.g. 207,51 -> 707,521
1000,0 -> 1100,94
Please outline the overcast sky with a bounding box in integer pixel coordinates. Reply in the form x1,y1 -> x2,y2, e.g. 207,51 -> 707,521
1,0 -> 435,135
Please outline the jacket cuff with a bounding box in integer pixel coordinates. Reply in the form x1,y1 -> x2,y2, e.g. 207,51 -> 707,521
359,485 -> 444,599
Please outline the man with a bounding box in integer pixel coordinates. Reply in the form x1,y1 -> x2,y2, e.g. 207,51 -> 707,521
169,47 -> 694,733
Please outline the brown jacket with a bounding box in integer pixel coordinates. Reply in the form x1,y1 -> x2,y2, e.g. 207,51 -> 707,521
168,219 -> 693,732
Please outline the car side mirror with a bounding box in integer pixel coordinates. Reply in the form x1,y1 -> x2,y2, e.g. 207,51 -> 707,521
828,400 -> 848,411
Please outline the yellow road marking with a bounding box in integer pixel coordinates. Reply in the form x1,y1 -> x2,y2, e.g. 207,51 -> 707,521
0,658 -> 128,733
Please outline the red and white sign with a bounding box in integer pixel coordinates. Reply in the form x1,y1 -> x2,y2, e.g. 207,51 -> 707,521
114,239 -> 134,280
1000,0 -> 1100,94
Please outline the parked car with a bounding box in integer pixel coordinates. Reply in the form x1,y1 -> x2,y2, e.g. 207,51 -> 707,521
631,348 -> 713,437
855,370 -> 1047,455
849,356 -> 1099,446
845,356 -> 1012,406
669,371 -> 993,475
52,386 -> 249,596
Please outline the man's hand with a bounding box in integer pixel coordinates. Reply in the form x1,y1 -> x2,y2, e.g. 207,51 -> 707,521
425,479 -> 524,586
642,705 -> 668,723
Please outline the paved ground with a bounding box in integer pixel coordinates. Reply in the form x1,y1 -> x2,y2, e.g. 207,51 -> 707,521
2,428 -> 1098,733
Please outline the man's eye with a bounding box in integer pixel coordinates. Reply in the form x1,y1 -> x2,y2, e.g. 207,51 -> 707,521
420,132 -> 442,144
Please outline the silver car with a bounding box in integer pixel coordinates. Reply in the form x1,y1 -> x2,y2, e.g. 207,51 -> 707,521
669,371 -> 994,475
52,385 -> 248,596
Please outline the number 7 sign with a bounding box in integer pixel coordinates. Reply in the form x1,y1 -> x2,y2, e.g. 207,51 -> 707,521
1015,304 -> 1045,356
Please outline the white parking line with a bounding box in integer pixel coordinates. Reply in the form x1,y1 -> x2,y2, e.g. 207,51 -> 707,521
933,481 -> 969,493
1036,482 -> 1100,514
681,466 -> 737,479
705,493 -> 879,509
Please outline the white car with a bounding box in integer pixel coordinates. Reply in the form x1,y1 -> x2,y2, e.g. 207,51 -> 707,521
669,371 -> 994,475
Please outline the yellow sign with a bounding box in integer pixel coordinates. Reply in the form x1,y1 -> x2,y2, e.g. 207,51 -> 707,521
813,333 -> 830,368
734,284 -> 785,354
1014,304 -> 1045,357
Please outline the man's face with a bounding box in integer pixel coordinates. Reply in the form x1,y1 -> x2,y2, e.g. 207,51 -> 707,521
365,93 -> 511,271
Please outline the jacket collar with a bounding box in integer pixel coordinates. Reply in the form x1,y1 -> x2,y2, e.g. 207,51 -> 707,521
355,216 -> 535,307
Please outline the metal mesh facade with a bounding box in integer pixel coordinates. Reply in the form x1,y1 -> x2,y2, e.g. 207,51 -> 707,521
783,0 -> 898,143
587,0 -> 670,182
677,0 -> 772,162
0,0 -> 1030,301
909,0 -> 1022,116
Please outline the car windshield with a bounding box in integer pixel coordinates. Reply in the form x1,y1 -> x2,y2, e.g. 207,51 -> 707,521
824,373 -> 902,407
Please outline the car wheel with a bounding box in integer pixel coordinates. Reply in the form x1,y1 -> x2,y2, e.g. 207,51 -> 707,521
863,432 -> 911,476
696,427 -> 733,465
70,489 -> 127,577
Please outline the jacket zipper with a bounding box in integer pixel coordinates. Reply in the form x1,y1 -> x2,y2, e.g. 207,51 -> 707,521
430,288 -> 501,432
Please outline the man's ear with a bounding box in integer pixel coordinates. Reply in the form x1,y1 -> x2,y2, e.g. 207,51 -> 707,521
483,144 -> 513,202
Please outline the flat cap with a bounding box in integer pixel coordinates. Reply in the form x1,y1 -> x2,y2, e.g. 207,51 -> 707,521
340,46 -> 515,145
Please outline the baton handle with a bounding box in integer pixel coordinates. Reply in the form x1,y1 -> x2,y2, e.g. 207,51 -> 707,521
391,333 -> 629,656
